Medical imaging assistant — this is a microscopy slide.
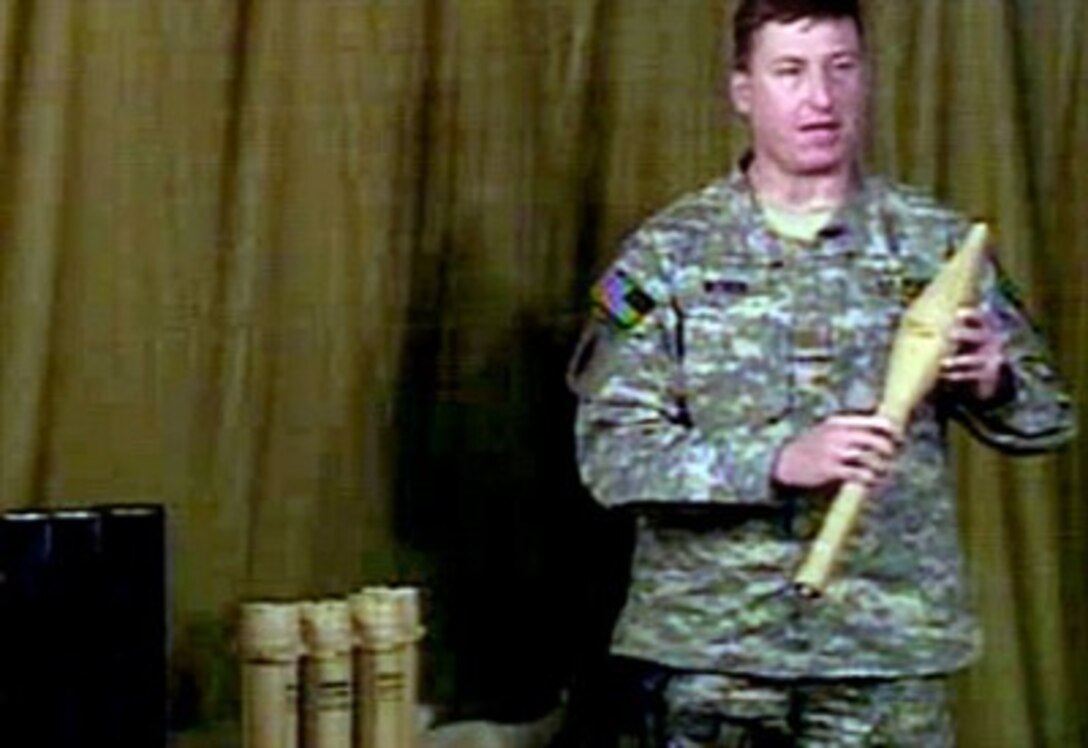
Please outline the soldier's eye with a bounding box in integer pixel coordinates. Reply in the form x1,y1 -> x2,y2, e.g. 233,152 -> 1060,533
830,55 -> 860,73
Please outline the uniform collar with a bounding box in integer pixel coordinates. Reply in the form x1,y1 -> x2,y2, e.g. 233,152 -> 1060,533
723,156 -> 895,260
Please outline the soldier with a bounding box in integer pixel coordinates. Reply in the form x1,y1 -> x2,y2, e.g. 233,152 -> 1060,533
567,0 -> 1076,745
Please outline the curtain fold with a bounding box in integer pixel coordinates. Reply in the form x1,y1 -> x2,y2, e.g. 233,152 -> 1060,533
0,2 -> 1082,744
0,2 -> 79,505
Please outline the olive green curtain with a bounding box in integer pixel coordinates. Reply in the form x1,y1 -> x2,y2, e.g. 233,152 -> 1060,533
0,1 -> 1082,744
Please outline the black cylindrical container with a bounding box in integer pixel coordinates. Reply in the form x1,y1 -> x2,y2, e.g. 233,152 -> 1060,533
0,510 -> 57,746
98,504 -> 167,748
50,509 -> 107,747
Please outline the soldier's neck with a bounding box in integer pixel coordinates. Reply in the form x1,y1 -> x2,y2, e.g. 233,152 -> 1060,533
747,158 -> 857,213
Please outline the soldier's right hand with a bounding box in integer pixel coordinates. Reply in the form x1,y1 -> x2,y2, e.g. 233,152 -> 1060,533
771,414 -> 902,490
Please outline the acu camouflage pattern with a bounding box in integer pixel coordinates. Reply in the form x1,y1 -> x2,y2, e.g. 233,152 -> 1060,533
570,166 -> 1076,680
663,672 -> 953,747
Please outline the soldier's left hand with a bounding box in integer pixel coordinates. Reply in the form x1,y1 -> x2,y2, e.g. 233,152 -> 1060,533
940,307 -> 1008,402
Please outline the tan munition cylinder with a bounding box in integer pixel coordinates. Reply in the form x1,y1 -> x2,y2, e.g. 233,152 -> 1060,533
394,588 -> 423,743
793,223 -> 990,596
240,602 -> 303,748
352,587 -> 423,748
301,600 -> 354,748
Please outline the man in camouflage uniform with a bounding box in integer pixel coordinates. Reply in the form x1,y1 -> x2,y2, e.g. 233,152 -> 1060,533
568,0 -> 1076,745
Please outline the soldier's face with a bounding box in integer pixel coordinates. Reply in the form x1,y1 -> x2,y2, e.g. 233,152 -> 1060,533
730,17 -> 867,178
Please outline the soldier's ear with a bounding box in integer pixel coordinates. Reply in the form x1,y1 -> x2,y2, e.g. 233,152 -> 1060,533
730,70 -> 752,116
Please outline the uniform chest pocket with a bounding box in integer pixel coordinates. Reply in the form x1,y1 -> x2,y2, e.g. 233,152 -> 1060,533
837,259 -> 909,402
679,272 -> 790,430
845,259 -> 906,338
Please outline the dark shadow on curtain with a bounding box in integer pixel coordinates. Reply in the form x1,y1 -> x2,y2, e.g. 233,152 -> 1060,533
390,262 -> 633,721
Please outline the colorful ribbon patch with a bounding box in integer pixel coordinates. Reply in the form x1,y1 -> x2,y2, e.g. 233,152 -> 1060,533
592,268 -> 655,329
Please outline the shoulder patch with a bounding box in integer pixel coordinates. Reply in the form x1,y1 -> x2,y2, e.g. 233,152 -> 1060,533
591,268 -> 656,330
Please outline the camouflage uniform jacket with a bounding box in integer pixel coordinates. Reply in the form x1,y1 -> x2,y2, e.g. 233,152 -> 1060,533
569,166 -> 1075,679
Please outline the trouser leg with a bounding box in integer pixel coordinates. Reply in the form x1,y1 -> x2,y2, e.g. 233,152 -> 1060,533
662,673 -> 793,748
796,676 -> 954,747
660,671 -> 953,748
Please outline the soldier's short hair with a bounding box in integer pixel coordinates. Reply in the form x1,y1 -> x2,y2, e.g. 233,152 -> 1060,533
732,0 -> 865,71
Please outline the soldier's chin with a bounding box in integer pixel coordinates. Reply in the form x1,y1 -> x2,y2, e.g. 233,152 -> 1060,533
792,152 -> 852,177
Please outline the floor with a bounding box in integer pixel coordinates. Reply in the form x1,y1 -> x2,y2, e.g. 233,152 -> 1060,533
171,707 -> 563,748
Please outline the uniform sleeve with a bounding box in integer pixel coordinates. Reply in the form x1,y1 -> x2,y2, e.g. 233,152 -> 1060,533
568,236 -> 792,510
950,258 -> 1076,453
